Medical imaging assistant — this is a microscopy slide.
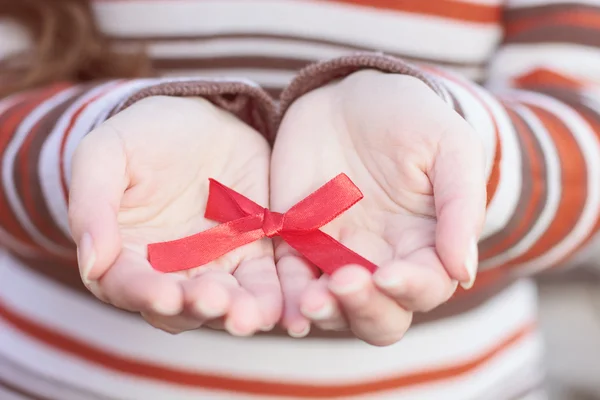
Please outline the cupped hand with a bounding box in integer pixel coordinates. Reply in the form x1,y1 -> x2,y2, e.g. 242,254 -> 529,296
271,70 -> 486,345
68,96 -> 280,336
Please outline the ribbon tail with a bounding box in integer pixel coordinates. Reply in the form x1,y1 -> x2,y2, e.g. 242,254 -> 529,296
205,179 -> 264,223
281,230 -> 378,275
149,215 -> 265,273
284,173 -> 364,231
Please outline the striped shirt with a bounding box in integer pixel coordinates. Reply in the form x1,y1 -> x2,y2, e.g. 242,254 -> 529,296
1,0 -> 599,399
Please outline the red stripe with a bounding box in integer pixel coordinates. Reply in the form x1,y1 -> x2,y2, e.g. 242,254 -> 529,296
327,0 -> 501,24
0,84 -> 70,247
0,298 -> 536,398
505,104 -> 587,267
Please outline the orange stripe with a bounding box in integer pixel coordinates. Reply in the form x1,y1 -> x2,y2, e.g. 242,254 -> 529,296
505,105 -> 587,267
0,85 -> 69,247
480,106 -> 545,260
328,0 -> 501,24
514,69 -> 584,90
506,10 -> 600,37
0,300 -> 535,398
552,107 -> 600,266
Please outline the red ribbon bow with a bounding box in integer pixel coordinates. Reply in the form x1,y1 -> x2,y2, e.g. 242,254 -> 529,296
148,173 -> 377,275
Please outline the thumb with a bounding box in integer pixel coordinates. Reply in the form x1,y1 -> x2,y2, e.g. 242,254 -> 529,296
68,126 -> 127,284
431,128 -> 487,289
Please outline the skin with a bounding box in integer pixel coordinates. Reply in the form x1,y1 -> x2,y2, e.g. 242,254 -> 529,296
69,95 -> 280,336
70,70 -> 486,346
270,70 -> 486,345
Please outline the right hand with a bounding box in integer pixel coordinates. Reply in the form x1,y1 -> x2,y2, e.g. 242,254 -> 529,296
68,95 -> 280,336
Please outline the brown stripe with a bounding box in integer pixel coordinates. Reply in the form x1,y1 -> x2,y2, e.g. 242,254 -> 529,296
153,56 -> 312,72
0,378 -> 42,399
505,2 -> 598,21
447,90 -> 466,120
0,354 -> 116,400
13,251 -> 516,339
479,104 -> 548,260
506,25 -> 600,48
505,103 -> 587,267
13,87 -> 91,250
112,33 -> 488,68
0,85 -> 70,248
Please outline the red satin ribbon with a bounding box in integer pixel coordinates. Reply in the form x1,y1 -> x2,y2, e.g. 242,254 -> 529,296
147,173 -> 377,275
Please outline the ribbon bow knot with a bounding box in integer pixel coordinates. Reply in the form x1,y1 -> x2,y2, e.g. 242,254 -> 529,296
148,173 -> 377,275
261,209 -> 284,238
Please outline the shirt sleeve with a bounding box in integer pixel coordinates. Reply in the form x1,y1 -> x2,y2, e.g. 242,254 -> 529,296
0,78 -> 276,263
277,2 -> 600,285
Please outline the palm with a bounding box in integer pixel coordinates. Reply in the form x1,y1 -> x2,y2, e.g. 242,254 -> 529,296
270,71 -> 484,341
271,82 -> 438,272
70,96 -> 279,335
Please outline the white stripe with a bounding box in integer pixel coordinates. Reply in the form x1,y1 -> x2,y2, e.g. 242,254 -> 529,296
95,0 -> 500,63
0,315 -> 544,400
442,82 -> 522,241
509,93 -> 600,274
0,387 -> 27,400
0,355 -> 104,400
507,0 -> 600,7
39,81 -> 121,239
1,88 -> 79,257
480,103 -> 562,269
0,251 -> 538,382
489,44 -> 600,87
0,260 -> 540,399
147,37 -> 357,60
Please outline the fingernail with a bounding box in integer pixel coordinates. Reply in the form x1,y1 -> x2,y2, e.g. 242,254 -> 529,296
288,324 -> 310,338
373,271 -> 402,290
87,280 -> 108,303
329,276 -> 365,295
151,300 -> 181,316
260,323 -> 275,332
194,300 -> 225,319
77,232 -> 96,284
460,239 -> 478,290
225,319 -> 254,337
302,300 -> 334,320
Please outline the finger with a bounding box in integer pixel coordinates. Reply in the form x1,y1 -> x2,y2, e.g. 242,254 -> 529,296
182,270 -> 235,321
374,249 -> 458,312
99,247 -> 184,315
276,243 -> 320,338
430,122 -> 486,288
141,312 -> 202,335
234,256 -> 282,330
300,275 -> 348,331
329,265 -> 412,346
224,287 -> 263,337
69,127 -> 127,284
185,269 -> 263,337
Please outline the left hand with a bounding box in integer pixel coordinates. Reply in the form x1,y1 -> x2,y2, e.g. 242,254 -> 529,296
270,70 -> 486,345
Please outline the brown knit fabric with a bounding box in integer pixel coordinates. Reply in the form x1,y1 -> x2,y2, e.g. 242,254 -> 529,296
112,81 -> 279,142
278,53 -> 448,128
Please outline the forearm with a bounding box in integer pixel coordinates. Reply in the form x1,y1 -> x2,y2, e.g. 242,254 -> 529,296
0,78 -> 275,261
